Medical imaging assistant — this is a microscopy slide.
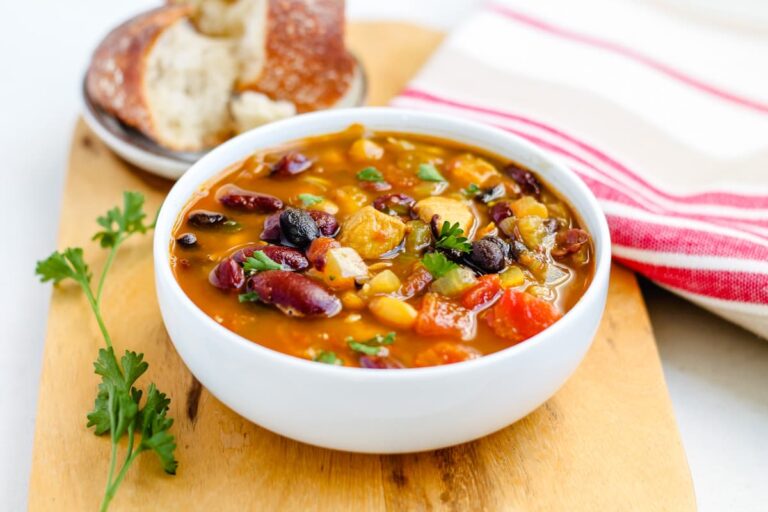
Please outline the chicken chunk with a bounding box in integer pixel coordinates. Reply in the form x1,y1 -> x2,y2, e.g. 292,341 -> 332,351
338,206 -> 406,259
414,197 -> 475,235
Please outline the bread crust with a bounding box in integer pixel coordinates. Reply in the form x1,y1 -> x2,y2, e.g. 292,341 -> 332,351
238,0 -> 356,112
86,6 -> 193,140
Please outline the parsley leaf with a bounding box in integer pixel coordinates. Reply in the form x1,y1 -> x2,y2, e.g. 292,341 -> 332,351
421,252 -> 459,278
462,183 -> 481,197
243,251 -> 282,273
346,332 -> 396,356
93,191 -> 152,249
313,351 -> 343,365
417,163 -> 446,182
35,247 -> 91,286
238,291 -> 261,303
137,383 -> 178,474
435,221 -> 472,253
356,166 -> 384,182
298,193 -> 323,206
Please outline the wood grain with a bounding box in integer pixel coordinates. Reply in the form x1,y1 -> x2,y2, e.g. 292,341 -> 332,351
28,22 -> 695,511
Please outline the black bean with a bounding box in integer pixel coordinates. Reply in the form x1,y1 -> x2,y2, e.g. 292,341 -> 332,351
176,233 -> 197,247
188,210 -> 227,228
468,236 -> 507,273
279,208 -> 320,249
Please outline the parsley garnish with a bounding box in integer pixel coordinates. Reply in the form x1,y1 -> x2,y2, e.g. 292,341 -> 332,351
356,166 -> 384,182
313,351 -> 343,365
462,183 -> 480,197
243,251 -> 282,273
298,193 -> 323,206
346,332 -> 396,356
238,292 -> 261,303
417,163 -> 446,182
35,192 -> 175,511
435,221 -> 471,253
421,252 -> 458,278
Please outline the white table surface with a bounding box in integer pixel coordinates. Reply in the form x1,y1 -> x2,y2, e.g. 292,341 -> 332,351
1,1 -> 766,510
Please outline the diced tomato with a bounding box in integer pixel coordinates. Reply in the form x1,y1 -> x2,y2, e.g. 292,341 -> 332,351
485,289 -> 561,342
414,293 -> 476,340
461,274 -> 502,310
413,342 -> 481,367
306,237 -> 340,271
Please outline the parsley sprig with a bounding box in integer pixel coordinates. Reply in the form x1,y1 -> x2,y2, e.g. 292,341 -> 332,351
36,192 -> 175,512
346,332 -> 396,356
356,166 -> 385,182
435,221 -> 472,253
417,163 -> 446,182
421,252 -> 458,278
298,193 -> 323,206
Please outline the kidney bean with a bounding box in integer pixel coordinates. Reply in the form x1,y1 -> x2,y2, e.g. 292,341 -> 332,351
359,356 -> 405,369
504,164 -> 541,196
188,210 -> 227,228
270,152 -> 313,177
468,236 -> 508,274
552,228 -> 589,258
217,184 -> 283,213
360,180 -> 392,193
176,233 -> 197,248
260,212 -> 282,242
209,258 -> 245,290
306,237 -> 341,271
246,270 -> 341,317
373,193 -> 415,217
489,202 -> 513,226
280,208 -> 320,248
307,210 -> 339,237
476,184 -> 506,204
232,244 -> 309,271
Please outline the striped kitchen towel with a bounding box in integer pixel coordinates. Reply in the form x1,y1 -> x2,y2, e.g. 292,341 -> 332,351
391,0 -> 768,338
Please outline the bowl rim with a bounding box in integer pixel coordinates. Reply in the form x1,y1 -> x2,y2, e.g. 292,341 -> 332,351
154,106 -> 611,380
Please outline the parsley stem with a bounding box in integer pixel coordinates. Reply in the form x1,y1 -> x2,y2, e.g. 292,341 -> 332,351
81,281 -> 113,350
102,450 -> 142,512
96,243 -> 120,304
101,393 -> 119,512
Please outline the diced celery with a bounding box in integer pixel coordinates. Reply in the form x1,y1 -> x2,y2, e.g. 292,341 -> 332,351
430,267 -> 478,297
405,220 -> 432,254
499,266 -> 526,288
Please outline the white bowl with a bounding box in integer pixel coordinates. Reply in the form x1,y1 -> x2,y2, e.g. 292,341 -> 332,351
154,107 -> 611,453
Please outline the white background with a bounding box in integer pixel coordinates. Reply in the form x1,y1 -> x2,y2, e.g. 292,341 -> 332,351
1,1 -> 766,510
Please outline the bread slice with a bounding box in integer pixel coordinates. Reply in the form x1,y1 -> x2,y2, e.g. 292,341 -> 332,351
178,0 -> 358,112
87,6 -> 238,151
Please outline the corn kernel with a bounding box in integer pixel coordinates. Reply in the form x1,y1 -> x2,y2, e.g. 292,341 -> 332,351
511,196 -> 548,218
499,266 -> 526,288
368,269 -> 401,294
349,139 -> 384,161
368,296 -> 418,329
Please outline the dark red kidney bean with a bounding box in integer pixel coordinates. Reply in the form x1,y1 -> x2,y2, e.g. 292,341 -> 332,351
373,193 -> 415,217
176,233 -> 197,247
280,208 -> 320,248
552,228 -> 590,258
246,270 -> 341,317
307,210 -> 339,237
209,258 -> 245,290
260,212 -> 282,242
468,236 -> 508,273
359,356 -> 405,369
217,184 -> 283,213
489,201 -> 514,226
476,184 -> 506,204
504,164 -> 541,196
260,246 -> 309,271
429,214 -> 442,238
270,152 -> 313,177
188,210 -> 227,228
231,244 -> 309,271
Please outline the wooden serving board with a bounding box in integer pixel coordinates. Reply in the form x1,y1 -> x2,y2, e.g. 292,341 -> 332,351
28,22 -> 695,511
